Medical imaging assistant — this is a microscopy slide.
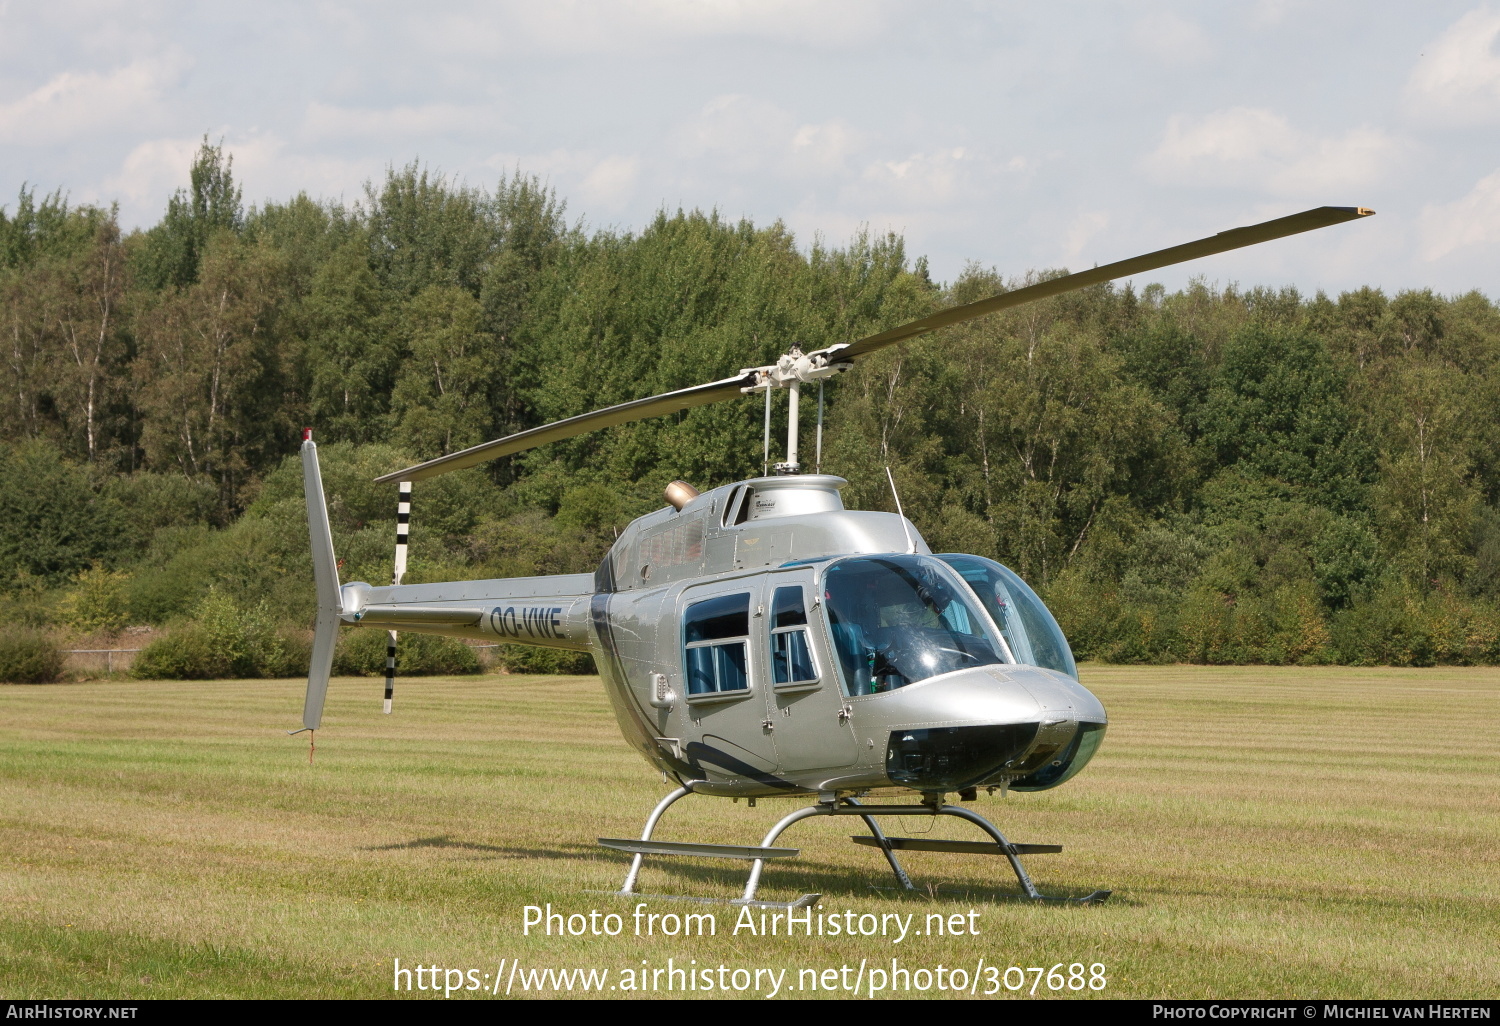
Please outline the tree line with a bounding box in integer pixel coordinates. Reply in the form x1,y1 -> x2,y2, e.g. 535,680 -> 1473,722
3,138 -> 1498,671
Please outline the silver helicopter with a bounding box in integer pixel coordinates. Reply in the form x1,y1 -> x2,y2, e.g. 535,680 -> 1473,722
295,206 -> 1373,908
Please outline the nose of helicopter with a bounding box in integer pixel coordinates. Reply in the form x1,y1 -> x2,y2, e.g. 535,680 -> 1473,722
864,665 -> 1106,792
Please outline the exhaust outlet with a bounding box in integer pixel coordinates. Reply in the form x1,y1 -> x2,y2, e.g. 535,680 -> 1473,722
664,480 -> 699,510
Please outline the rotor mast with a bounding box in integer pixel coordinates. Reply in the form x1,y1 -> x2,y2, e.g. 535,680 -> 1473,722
745,344 -> 850,475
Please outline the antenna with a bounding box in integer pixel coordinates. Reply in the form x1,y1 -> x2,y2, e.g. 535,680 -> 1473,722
886,466 -> 916,554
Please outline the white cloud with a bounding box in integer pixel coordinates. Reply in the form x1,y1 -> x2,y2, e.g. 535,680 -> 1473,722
1248,0 -> 1300,28
672,94 -> 866,178
673,94 -> 794,167
1149,107 -> 1297,168
594,0 -> 880,41
226,134 -> 376,209
480,147 -> 642,215
578,154 -> 641,211
0,57 -> 185,146
485,147 -> 593,179
669,93 -> 1031,212
1420,168 -> 1500,260
302,101 -> 508,143
854,148 -> 974,208
1271,128 -> 1403,195
417,0 -> 887,56
101,135 -> 203,210
1063,210 -> 1110,263
1130,11 -> 1212,65
97,132 -> 373,227
3,6 -> 1487,295
789,121 -> 864,175
1143,107 -> 1403,198
1404,7 -> 1500,125
655,91 -> 1038,257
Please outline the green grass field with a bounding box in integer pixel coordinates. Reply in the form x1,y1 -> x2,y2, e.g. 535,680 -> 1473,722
1,666 -> 1496,1000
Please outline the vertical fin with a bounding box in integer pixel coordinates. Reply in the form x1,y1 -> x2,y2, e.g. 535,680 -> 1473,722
384,481 -> 411,715
301,430 -> 342,731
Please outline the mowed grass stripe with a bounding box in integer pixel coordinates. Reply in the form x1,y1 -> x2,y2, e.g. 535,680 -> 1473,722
1,668 -> 1496,999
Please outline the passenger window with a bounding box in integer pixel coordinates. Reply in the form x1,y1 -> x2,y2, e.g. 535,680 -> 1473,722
684,592 -> 751,696
770,586 -> 817,686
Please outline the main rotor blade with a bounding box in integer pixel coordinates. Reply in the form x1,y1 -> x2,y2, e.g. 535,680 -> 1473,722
375,371 -> 758,483
374,206 -> 1372,484
824,206 -> 1374,362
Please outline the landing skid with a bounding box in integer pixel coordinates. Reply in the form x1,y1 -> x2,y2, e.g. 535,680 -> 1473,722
589,890 -> 824,911
867,883 -> 1111,905
598,787 -> 1110,906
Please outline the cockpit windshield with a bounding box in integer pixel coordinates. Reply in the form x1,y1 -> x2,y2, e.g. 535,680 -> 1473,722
939,554 -> 1078,680
822,555 -> 1005,695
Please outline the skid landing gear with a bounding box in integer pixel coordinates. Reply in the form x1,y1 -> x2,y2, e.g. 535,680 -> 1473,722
597,789 -> 1110,907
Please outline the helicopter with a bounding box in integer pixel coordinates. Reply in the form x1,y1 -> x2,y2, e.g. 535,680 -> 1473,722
295,205 -> 1374,908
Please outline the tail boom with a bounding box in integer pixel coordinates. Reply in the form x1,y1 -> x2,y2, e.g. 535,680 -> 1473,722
337,576 -> 595,652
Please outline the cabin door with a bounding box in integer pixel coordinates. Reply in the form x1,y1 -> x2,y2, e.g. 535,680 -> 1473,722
678,580 -> 779,783
759,570 -> 859,774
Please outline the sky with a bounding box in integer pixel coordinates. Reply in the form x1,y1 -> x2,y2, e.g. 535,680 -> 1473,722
2,1 -> 1499,297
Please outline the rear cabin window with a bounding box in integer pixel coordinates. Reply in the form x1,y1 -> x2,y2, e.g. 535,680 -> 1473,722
770,585 -> 817,686
684,592 -> 751,695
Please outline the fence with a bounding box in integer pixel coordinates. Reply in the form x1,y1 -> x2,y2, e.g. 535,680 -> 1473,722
64,648 -> 142,674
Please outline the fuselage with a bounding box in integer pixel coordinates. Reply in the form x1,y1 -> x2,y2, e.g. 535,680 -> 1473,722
337,474 -> 1106,799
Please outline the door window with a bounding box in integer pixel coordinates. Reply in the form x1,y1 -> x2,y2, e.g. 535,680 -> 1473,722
770,585 -> 818,686
684,592 -> 751,695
